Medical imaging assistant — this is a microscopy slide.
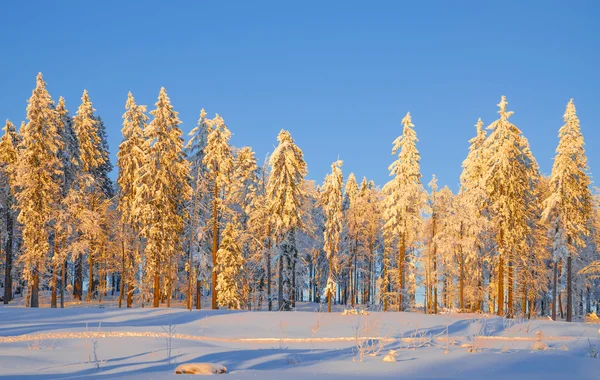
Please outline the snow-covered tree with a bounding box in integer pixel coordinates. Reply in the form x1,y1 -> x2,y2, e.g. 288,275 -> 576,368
543,99 -> 593,322
360,178 -> 381,306
247,159 -> 273,310
321,160 -> 343,312
384,112 -> 426,311
50,97 -> 81,308
93,116 -> 114,198
0,120 -> 21,304
14,73 -> 63,308
137,87 -> 191,307
343,173 -> 362,307
231,146 -> 259,308
72,90 -> 109,301
116,92 -> 148,308
266,130 -> 307,311
185,109 -> 212,310
216,222 -> 244,309
484,96 -> 532,317
458,118 -> 489,312
202,114 -> 234,309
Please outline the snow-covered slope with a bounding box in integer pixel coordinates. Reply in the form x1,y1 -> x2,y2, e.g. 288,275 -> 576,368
0,303 -> 598,379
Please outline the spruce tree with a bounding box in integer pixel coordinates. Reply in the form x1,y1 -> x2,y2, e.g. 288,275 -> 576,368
344,173 -> 361,307
72,90 -> 107,301
484,96 -> 531,317
322,160 -> 344,312
216,222 -> 244,309
185,109 -> 212,309
116,92 -> 148,308
51,97 -> 81,308
202,114 -> 234,309
0,120 -> 21,304
14,73 -> 63,308
266,130 -> 307,311
137,87 -> 191,307
543,99 -> 592,322
384,112 -> 425,311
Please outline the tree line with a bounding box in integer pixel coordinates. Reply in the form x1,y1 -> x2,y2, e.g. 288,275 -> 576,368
1,73 -> 598,321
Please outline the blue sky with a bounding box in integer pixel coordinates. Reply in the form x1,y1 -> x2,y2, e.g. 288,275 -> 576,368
0,1 -> 598,192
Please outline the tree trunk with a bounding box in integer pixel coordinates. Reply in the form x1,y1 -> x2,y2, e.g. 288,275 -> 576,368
3,204 -> 13,304
153,267 -> 160,308
327,256 -> 333,313
167,255 -> 172,308
278,253 -> 284,311
459,251 -> 464,310
522,281 -> 528,319
119,229 -> 126,308
291,248 -> 297,308
398,232 -> 405,311
267,229 -> 272,311
497,255 -> 504,316
507,251 -> 514,318
50,233 -> 59,308
30,271 -> 39,308
87,241 -> 94,302
566,255 -> 573,322
211,182 -> 219,310
60,258 -> 66,309
383,247 -> 388,312
196,279 -> 202,309
552,260 -> 558,320
51,266 -> 57,308
74,254 -> 83,301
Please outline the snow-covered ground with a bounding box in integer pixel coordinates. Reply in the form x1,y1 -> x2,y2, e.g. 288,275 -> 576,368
0,301 -> 598,379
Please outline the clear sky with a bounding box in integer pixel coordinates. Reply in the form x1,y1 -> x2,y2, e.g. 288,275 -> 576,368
0,1 -> 598,191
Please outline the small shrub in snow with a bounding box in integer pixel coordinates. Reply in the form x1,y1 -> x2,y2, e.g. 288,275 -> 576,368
342,308 -> 369,316
588,333 -> 599,359
585,312 -> 600,324
352,318 -> 387,362
531,331 -> 549,351
161,323 -> 177,365
27,339 -> 50,351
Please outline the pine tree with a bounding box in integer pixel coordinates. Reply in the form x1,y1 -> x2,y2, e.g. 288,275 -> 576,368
137,87 -> 191,308
202,114 -> 234,309
266,130 -> 307,311
0,120 -> 21,304
384,112 -> 425,311
116,92 -> 148,308
216,222 -> 244,309
543,99 -> 592,322
14,73 -> 63,308
322,160 -> 344,312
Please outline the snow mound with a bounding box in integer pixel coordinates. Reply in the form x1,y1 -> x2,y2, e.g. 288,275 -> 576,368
382,349 -> 397,362
175,363 -> 227,375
